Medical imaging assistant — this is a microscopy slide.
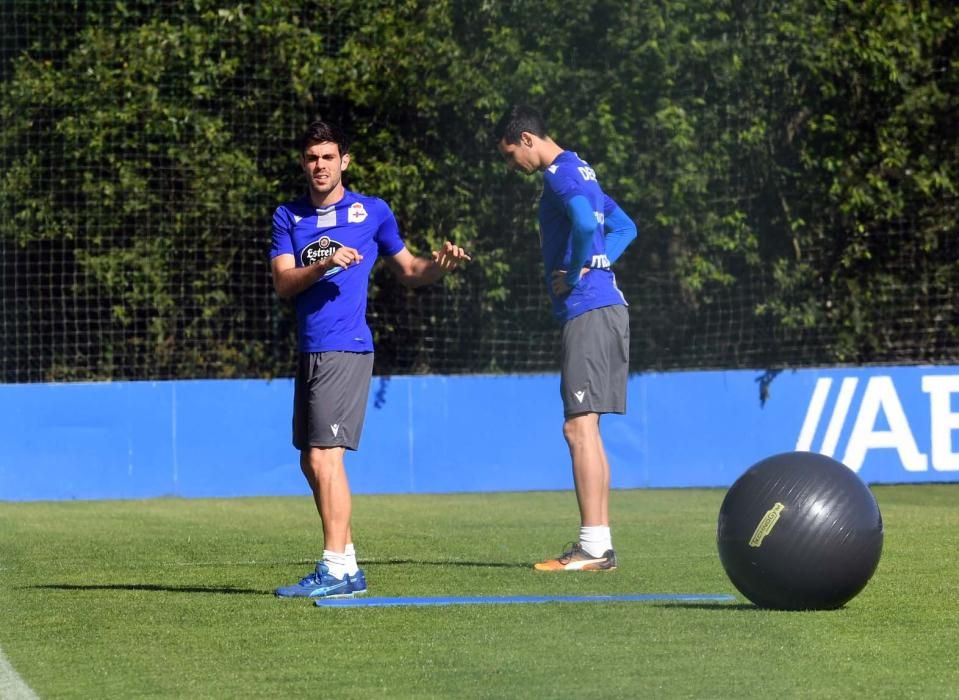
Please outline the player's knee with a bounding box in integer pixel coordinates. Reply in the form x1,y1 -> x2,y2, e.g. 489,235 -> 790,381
562,414 -> 594,445
299,452 -> 316,478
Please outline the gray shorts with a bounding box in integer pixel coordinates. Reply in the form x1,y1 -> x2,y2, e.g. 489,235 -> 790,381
560,304 -> 630,417
293,351 -> 374,451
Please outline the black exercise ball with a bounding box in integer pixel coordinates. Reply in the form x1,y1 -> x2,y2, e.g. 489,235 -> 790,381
717,451 -> 883,610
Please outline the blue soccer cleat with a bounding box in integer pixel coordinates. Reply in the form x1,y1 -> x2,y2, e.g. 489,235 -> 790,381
275,562 -> 354,599
349,568 -> 368,595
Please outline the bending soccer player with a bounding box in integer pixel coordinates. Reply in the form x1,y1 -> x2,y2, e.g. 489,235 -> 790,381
270,120 -> 470,598
495,104 -> 637,571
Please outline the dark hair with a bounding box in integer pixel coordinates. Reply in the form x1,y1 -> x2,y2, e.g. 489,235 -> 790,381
494,104 -> 548,145
298,119 -> 350,156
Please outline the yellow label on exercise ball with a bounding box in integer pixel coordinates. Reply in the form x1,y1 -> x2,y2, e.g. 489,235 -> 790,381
749,502 -> 785,547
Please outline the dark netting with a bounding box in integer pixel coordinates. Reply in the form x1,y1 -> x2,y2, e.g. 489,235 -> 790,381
2,1 -> 958,383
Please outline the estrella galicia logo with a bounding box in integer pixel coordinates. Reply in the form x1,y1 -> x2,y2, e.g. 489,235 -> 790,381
301,235 -> 344,277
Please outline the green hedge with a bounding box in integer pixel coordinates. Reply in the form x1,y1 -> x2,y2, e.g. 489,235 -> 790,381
1,0 -> 957,381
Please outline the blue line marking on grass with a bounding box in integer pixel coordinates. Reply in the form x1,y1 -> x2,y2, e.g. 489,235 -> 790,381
315,593 -> 736,608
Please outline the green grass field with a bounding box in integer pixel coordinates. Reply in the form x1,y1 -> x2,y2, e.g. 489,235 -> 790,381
2,485 -> 959,698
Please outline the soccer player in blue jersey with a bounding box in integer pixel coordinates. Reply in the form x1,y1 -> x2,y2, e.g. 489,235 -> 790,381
271,120 -> 470,598
495,104 -> 637,571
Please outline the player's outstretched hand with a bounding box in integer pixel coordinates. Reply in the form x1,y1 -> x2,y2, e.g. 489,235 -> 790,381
328,245 -> 363,269
432,241 -> 472,272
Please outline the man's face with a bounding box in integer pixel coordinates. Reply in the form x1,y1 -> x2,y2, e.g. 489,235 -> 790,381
498,137 -> 537,175
301,140 -> 350,197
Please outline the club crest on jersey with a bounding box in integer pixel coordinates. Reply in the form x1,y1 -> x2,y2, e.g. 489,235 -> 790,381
348,202 -> 368,223
301,235 -> 344,277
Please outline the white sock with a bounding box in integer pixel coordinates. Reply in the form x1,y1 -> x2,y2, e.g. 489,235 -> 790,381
322,549 -> 349,579
344,543 -> 359,576
579,526 -> 612,557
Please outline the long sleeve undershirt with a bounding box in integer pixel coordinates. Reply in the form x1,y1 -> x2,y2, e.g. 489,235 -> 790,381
564,196 -> 638,287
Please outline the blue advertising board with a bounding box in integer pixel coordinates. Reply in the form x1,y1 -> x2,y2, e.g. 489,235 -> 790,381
2,365 -> 957,501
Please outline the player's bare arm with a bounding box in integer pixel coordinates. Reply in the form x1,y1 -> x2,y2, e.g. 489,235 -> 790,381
271,246 -> 363,299
385,241 -> 471,288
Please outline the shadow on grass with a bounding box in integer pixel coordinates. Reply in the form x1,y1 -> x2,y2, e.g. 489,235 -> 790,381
654,602 -> 763,611
26,583 -> 265,595
362,558 -> 530,569
21,560 -> 528,596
